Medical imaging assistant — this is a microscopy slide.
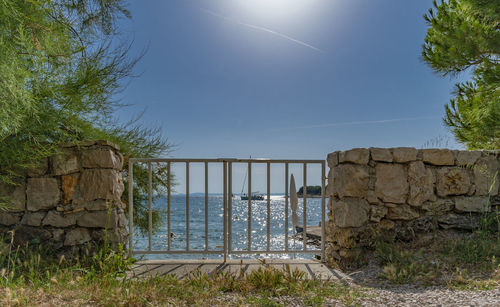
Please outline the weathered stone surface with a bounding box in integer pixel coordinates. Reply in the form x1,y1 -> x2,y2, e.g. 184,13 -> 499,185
81,149 -> 122,169
332,164 -> 369,198
436,168 -> 470,196
370,148 -> 392,162
61,174 -> 78,204
27,178 -> 60,211
422,149 -> 455,166
52,150 -> 79,175
438,213 -> 479,230
375,164 -> 408,203
421,199 -> 454,215
327,151 -> 339,168
82,200 -> 110,211
42,211 -> 77,227
52,229 -> 65,241
64,228 -> 91,246
392,147 -> 418,163
366,191 -> 381,205
331,198 -> 370,228
339,148 -> 369,165
95,140 -> 120,150
27,158 -> 48,177
326,223 -> 358,248
77,210 -> 118,228
387,204 -> 420,220
21,212 -> 46,226
13,226 -> 51,245
379,219 -> 395,230
455,196 -> 490,212
408,161 -> 435,206
370,205 -> 388,222
408,216 -> 435,233
73,169 -> 123,203
474,156 -> 499,196
0,182 -> 25,212
457,151 -> 481,166
0,212 -> 20,225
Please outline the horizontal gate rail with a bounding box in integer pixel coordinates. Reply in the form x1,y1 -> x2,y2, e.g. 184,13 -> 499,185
128,158 -> 326,262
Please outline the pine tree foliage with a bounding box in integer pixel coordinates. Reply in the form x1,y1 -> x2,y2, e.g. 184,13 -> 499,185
0,0 -> 171,232
422,0 -> 499,149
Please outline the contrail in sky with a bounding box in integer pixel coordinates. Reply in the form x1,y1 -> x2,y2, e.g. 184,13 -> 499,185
271,116 -> 439,131
199,7 -> 324,53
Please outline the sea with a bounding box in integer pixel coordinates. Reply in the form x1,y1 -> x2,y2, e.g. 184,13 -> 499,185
133,194 -> 324,260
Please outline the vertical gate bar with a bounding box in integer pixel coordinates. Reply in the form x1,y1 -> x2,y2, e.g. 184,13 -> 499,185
223,161 -> 227,262
186,162 -> 190,251
321,161 -> 326,262
285,163 -> 289,252
303,163 -> 307,251
148,162 -> 153,251
204,161 -> 208,252
266,162 -> 271,252
128,160 -> 134,256
247,162 -> 252,251
167,162 -> 171,251
228,162 -> 233,253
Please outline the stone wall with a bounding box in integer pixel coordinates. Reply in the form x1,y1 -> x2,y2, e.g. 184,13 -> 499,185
326,147 -> 500,267
0,140 -> 128,255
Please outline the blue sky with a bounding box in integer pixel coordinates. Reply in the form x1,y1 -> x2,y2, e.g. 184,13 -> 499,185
117,0 -> 465,193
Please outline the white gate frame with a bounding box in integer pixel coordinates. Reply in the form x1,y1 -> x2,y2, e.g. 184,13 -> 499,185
128,158 -> 326,262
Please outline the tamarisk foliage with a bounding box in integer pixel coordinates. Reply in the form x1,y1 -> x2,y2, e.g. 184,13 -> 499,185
0,0 -> 171,233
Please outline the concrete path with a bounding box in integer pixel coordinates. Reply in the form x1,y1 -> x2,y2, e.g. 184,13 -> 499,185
128,259 -> 351,282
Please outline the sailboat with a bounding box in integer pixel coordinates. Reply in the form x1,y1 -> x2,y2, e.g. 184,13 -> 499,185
240,157 -> 265,200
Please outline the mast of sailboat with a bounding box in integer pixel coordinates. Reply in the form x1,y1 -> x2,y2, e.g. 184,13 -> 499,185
240,155 -> 251,195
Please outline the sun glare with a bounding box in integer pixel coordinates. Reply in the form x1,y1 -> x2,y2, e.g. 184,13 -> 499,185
234,0 -> 313,19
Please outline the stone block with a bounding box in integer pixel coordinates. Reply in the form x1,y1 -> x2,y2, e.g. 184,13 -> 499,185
73,169 -> 123,203
52,229 -> 65,241
61,174 -> 79,204
27,158 -> 48,177
332,164 -> 369,198
64,228 -> 91,246
375,164 -> 408,203
83,200 -> 111,211
408,161 -> 435,206
95,140 -> 120,150
370,148 -> 392,162
457,151 -> 482,166
27,178 -> 60,211
422,149 -> 455,166
474,156 -> 499,196
331,198 -> 369,228
436,168 -> 470,196
438,213 -> 479,230
421,199 -> 454,215
13,226 -> 51,245
21,212 -> 46,226
42,211 -> 77,227
339,148 -> 369,165
327,151 -> 339,168
370,205 -> 388,222
387,204 -> 420,220
392,147 -> 418,163
455,196 -> 490,212
81,149 -> 123,169
0,212 -> 20,226
0,182 -> 25,212
77,210 -> 118,228
52,150 -> 79,175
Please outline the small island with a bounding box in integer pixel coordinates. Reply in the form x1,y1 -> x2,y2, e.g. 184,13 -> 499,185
297,185 -> 322,198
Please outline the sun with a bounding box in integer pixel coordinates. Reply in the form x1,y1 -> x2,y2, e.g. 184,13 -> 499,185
234,0 -> 312,19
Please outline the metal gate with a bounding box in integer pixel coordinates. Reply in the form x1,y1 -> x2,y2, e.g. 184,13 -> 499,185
128,158 -> 326,261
